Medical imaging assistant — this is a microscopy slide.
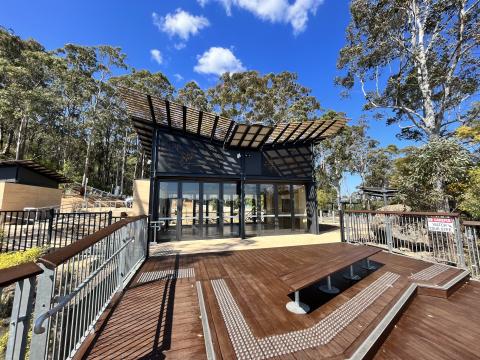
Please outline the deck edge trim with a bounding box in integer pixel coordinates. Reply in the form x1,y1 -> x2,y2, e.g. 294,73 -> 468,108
196,281 -> 216,360
347,283 -> 417,360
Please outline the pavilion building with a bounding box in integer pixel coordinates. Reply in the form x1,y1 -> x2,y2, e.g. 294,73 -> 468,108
122,88 -> 345,241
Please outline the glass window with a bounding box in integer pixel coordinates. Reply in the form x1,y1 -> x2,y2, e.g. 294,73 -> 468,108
277,184 -> 292,231
223,183 -> 240,237
260,184 -> 276,233
293,184 -> 307,231
203,183 -> 221,238
156,182 -> 178,241
181,182 -> 201,240
244,184 -> 259,236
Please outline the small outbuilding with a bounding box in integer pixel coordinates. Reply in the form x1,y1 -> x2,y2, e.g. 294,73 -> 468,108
0,160 -> 69,211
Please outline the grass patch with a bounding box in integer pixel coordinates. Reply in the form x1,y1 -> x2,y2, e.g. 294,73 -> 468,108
0,247 -> 45,270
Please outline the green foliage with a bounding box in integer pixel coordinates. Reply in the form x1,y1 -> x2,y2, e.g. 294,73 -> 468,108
317,187 -> 336,210
177,81 -> 212,111
391,139 -> 472,211
315,118 -> 367,208
337,1 -> 479,141
0,247 -> 44,270
208,71 -> 321,125
458,168 -> 480,219
0,330 -> 8,355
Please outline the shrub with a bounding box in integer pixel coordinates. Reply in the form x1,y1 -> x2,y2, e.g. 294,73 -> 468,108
0,330 -> 8,355
0,247 -> 45,270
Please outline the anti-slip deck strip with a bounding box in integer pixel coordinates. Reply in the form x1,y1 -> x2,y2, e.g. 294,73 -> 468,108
211,272 -> 400,360
137,268 -> 195,283
409,264 -> 449,282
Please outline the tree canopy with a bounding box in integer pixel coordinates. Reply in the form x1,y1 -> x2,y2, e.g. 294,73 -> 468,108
337,0 -> 480,141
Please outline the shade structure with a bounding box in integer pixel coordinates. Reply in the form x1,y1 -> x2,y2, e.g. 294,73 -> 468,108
0,160 -> 70,183
119,87 -> 347,157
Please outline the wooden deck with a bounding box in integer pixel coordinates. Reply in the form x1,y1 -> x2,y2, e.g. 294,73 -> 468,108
83,243 -> 476,360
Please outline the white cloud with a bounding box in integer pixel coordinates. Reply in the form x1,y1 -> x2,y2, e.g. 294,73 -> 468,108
174,42 -> 186,50
197,0 -> 323,34
152,9 -> 210,41
173,73 -> 184,82
194,47 -> 245,76
150,49 -> 163,65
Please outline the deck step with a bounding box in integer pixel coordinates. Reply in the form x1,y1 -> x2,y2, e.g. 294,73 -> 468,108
416,269 -> 470,298
348,269 -> 471,359
347,283 -> 418,360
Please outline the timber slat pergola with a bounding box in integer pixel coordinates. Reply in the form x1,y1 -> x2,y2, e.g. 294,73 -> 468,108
120,87 -> 347,157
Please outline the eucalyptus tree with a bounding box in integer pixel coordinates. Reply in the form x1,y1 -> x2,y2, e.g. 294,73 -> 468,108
0,27 -> 60,160
110,69 -> 174,99
208,71 -> 321,125
391,139 -> 471,211
56,44 -> 128,188
314,111 -> 364,211
177,81 -> 212,111
363,145 -> 399,188
337,0 -> 480,141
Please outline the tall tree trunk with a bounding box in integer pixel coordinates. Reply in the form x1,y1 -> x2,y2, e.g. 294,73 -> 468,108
15,117 -> 28,160
82,137 -> 92,189
435,177 -> 449,212
120,131 -> 127,195
335,181 -> 342,212
2,130 -> 14,156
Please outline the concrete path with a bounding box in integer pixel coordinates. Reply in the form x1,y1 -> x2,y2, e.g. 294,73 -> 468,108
149,229 -> 341,256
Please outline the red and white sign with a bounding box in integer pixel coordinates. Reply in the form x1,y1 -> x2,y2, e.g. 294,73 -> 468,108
427,217 -> 455,233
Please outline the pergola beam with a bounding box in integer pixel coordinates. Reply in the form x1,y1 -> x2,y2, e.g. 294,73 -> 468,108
211,116 -> 219,141
247,126 -> 263,148
271,123 -> 291,146
197,111 -> 203,135
282,122 -> 303,143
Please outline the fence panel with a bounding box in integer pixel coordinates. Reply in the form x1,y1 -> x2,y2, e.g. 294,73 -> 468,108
0,211 -> 116,253
463,221 -> 480,279
0,216 -> 147,360
344,210 -> 464,267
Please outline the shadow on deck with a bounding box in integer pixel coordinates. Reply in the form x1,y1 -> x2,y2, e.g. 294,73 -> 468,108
82,243 -> 479,360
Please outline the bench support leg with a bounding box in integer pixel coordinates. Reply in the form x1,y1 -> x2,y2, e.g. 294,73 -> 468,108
343,265 -> 361,281
319,275 -> 340,294
286,291 -> 310,315
362,258 -> 377,271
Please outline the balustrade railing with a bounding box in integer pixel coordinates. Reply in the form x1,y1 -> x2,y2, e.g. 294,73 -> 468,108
462,220 -> 480,279
0,216 -> 148,360
343,210 -> 480,278
0,211 -> 116,253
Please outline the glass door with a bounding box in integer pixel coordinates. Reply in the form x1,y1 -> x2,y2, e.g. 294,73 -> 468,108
203,183 -> 221,238
260,184 -> 276,234
244,184 -> 259,236
181,182 -> 201,240
223,183 -> 240,237
293,185 -> 307,231
278,184 -> 292,232
156,182 -> 178,242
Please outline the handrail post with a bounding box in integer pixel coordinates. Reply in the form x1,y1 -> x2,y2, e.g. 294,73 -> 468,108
340,203 -> 346,243
5,276 -> 35,360
385,214 -> 393,252
47,208 -> 54,247
454,217 -> 466,268
30,264 -> 55,360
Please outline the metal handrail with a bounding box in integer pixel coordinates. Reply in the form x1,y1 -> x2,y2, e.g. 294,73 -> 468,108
33,236 -> 134,334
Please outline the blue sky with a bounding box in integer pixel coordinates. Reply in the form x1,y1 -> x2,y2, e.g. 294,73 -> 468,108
1,0 -> 413,194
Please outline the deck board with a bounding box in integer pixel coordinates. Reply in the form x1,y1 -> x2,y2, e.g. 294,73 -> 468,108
84,243 -> 476,360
